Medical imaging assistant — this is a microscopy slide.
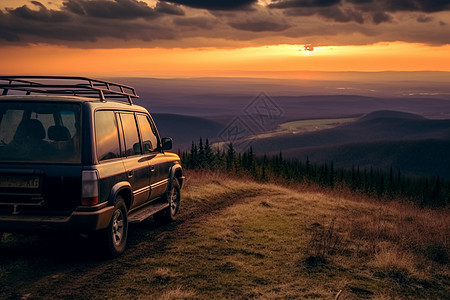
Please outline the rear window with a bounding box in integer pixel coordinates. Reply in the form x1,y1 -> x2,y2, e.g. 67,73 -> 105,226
0,101 -> 81,163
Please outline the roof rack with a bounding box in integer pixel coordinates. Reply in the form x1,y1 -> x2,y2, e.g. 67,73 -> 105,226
0,76 -> 139,104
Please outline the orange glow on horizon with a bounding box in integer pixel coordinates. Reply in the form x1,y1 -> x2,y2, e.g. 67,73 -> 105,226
1,42 -> 449,78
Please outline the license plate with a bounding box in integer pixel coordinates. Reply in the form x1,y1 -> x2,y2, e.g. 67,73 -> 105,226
0,175 -> 40,189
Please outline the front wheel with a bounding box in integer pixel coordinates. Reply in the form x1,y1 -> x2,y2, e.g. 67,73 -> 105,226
154,178 -> 181,225
102,196 -> 128,258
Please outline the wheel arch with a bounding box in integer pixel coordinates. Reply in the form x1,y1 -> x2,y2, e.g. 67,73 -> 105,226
108,181 -> 133,210
170,163 -> 184,188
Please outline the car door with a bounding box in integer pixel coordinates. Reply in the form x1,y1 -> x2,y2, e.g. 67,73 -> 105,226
118,112 -> 150,209
136,114 -> 170,200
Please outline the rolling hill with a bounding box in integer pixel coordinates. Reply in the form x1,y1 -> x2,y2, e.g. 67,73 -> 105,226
251,111 -> 450,178
282,139 -> 450,178
251,110 -> 450,152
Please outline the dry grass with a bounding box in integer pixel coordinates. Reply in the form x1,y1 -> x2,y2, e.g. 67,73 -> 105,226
180,170 -> 449,299
1,169 -> 448,299
157,286 -> 197,300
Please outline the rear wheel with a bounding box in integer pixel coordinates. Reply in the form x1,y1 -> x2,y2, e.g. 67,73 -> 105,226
102,196 -> 128,258
154,178 -> 180,225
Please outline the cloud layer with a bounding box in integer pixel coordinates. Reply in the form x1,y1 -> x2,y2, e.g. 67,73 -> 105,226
0,0 -> 449,47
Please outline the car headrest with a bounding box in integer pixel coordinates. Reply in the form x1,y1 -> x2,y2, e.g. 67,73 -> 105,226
48,125 -> 71,141
16,119 -> 46,140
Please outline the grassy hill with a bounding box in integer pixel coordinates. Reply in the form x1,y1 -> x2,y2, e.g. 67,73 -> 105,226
1,171 -> 448,299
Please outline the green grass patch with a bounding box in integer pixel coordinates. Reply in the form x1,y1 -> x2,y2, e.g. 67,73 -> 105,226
279,117 -> 355,134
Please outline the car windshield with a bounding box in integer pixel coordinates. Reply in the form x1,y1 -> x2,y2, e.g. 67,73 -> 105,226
0,101 -> 81,164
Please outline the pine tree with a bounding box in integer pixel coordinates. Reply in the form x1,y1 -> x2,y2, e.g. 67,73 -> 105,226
204,138 -> 214,168
431,175 -> 441,207
329,161 -> 335,188
198,138 -> 205,168
306,156 -> 310,176
226,143 -> 235,172
378,174 -> 384,198
189,141 -> 199,169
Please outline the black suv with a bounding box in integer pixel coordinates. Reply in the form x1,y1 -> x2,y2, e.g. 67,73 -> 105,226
0,76 -> 183,257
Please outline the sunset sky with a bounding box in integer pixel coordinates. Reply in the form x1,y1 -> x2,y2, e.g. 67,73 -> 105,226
1,0 -> 449,78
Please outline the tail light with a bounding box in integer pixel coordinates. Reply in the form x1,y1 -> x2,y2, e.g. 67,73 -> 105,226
81,170 -> 99,206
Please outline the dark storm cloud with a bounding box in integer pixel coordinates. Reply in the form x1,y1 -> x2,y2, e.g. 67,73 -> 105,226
30,1 -> 46,9
371,11 -> 392,24
173,16 -> 217,29
6,1 -> 71,22
282,5 -> 370,24
0,0 -> 449,47
386,0 -> 450,13
155,2 -> 185,15
416,15 -> 433,23
318,6 -> 365,23
0,0 -> 180,45
229,20 -> 291,32
345,0 -> 450,13
269,0 -> 342,8
63,0 -> 156,19
162,0 -> 258,10
272,0 -> 450,16
271,0 -> 450,25
0,11 -> 20,41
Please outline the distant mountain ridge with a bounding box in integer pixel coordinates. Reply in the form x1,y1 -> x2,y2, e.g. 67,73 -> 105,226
358,110 -> 426,121
115,77 -> 450,119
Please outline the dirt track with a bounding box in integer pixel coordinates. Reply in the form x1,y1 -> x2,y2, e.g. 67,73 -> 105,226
0,187 -> 257,299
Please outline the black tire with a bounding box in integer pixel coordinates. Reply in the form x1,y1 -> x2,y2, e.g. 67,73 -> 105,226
102,196 -> 128,258
154,178 -> 181,225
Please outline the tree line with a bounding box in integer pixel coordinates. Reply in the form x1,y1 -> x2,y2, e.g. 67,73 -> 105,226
180,138 -> 449,208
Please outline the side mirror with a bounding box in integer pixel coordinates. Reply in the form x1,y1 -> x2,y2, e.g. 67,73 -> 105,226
161,137 -> 173,151
133,142 -> 141,155
143,140 -> 152,153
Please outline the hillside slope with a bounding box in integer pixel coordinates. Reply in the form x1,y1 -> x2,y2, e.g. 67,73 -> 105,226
1,171 -> 448,299
283,139 -> 450,178
251,111 -> 450,177
252,110 -> 450,152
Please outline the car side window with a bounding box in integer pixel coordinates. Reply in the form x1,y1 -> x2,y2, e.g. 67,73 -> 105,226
136,114 -> 159,153
95,110 -> 121,161
95,110 -> 120,161
120,113 -> 142,157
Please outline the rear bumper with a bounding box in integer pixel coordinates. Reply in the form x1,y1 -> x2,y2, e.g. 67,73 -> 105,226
0,204 -> 114,233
